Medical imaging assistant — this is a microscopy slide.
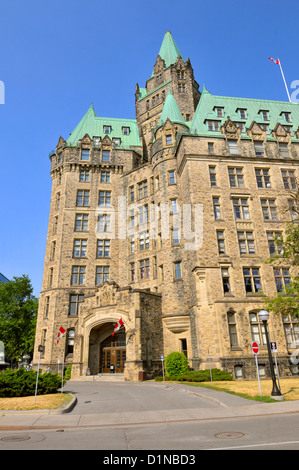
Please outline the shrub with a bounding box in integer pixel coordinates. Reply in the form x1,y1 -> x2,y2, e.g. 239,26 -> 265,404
64,365 -> 72,380
165,352 -> 189,377
179,369 -> 233,382
0,368 -> 64,397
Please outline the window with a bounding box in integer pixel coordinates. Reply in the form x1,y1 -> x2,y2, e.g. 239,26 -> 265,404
129,186 -> 135,202
56,192 -> 61,210
140,259 -> 150,279
54,216 -> 58,234
177,71 -> 185,79
217,230 -> 226,254
221,268 -> 231,294
214,107 -> 224,117
51,241 -> 56,260
282,112 -> 292,123
209,166 -> 217,186
139,204 -> 149,224
96,266 -> 109,285
261,198 -> 278,221
249,312 -> 266,345
227,311 -> 238,347
102,150 -> 110,161
254,141 -> 265,156
169,171 -> 175,185
174,262 -> 182,279
139,231 -> 149,250
289,199 -> 299,221
170,199 -> 178,213
93,136 -> 101,146
159,265 -> 164,282
100,171 -> 110,183
282,315 -> 299,348
76,190 -> 90,207
97,239 -> 110,257
228,167 -> 244,188
66,329 -> 75,355
103,126 -> 111,134
166,135 -> 172,145
129,235 -> 135,254
233,198 -> 250,220
281,169 -> 297,189
267,232 -> 283,256
113,138 -> 121,146
208,142 -> 214,154
243,268 -> 262,293
172,228 -> 180,245
44,296 -> 50,318
255,168 -> 271,188
180,339 -> 188,357
279,143 -> 290,158
97,214 -> 111,232
156,73 -> 162,83
206,120 -> 221,132
178,84 -> 186,93
238,108 -> 247,119
73,239 -> 87,257
237,231 -> 255,255
138,180 -> 148,199
236,122 -> 246,133
69,294 -> 84,316
122,126 -> 130,135
213,197 -> 221,219
75,214 -> 88,231
273,268 -> 291,292
228,140 -> 238,155
79,169 -> 89,182
99,191 -> 111,207
130,262 -> 136,282
260,110 -> 269,121
81,149 -> 90,160
71,266 -> 86,285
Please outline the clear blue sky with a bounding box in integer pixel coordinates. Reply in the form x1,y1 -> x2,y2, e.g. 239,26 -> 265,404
0,0 -> 298,296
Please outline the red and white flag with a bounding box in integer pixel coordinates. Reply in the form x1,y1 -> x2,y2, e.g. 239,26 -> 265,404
57,326 -> 66,344
268,57 -> 280,65
112,318 -> 124,336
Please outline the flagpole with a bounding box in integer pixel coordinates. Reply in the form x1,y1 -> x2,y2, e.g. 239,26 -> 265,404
278,58 -> 291,102
61,351 -> 65,393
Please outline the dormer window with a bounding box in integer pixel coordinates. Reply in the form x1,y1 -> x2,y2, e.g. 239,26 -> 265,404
112,138 -> 121,146
238,108 -> 247,120
93,136 -> 101,146
206,120 -> 221,132
166,135 -> 172,145
103,125 -> 111,134
122,126 -> 130,135
282,112 -> 292,123
260,110 -> 269,121
214,107 -> 224,118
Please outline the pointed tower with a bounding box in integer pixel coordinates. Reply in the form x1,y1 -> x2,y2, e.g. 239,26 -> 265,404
135,30 -> 200,158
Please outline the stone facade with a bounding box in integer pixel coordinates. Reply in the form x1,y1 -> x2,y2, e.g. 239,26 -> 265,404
33,31 -> 299,380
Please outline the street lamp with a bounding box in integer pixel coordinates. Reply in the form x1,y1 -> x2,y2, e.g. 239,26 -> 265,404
258,309 -> 283,400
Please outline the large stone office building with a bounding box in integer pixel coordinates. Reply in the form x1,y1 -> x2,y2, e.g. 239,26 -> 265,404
34,31 -> 299,380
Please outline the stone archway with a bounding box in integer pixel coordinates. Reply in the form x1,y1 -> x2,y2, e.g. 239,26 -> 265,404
88,322 -> 126,375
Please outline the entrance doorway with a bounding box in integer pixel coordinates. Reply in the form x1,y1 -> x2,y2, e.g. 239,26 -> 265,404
100,331 -> 126,373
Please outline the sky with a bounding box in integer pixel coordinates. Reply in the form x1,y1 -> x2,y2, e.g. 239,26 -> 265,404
0,0 -> 298,297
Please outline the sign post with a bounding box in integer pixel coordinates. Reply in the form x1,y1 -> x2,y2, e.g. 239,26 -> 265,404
161,355 -> 165,381
251,341 -> 262,397
34,345 -> 44,404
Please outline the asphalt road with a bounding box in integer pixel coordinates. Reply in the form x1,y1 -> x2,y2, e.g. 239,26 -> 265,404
1,380 -> 299,453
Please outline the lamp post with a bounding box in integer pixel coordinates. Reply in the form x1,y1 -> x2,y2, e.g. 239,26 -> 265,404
258,309 -> 283,400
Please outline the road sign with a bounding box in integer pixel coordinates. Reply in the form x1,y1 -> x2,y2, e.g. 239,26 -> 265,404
251,341 -> 259,355
271,342 -> 278,353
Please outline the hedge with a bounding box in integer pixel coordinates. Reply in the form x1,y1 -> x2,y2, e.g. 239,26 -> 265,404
154,368 -> 233,382
0,368 -> 64,397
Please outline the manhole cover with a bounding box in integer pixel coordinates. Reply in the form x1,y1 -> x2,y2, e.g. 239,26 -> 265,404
1,435 -> 31,442
215,432 -> 244,439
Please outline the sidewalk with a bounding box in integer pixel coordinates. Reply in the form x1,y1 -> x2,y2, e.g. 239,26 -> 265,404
1,382 -> 299,431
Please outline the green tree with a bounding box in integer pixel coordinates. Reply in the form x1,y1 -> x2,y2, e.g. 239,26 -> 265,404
265,189 -> 299,317
0,275 -> 38,364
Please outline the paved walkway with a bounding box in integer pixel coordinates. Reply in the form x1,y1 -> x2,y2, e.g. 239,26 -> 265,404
1,380 -> 299,431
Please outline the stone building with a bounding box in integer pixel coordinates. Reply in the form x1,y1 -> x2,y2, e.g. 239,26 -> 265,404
33,31 -> 299,380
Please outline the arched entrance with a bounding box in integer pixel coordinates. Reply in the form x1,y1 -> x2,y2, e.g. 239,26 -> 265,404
100,331 -> 126,373
87,321 -> 126,375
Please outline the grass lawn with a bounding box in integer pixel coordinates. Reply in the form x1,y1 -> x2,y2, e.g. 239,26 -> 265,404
187,378 -> 299,402
0,393 -> 73,411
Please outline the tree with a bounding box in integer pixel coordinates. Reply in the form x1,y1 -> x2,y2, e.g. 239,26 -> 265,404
265,188 -> 299,317
0,275 -> 38,364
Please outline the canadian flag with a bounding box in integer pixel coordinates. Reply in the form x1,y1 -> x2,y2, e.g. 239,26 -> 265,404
57,326 -> 66,344
112,318 -> 124,336
268,57 -> 280,65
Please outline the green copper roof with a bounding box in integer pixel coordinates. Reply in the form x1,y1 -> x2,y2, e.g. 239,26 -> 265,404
66,105 -> 141,148
157,86 -> 187,129
190,86 -> 299,141
157,31 -> 182,70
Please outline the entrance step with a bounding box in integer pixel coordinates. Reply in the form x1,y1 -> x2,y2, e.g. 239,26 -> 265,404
71,373 -> 125,382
